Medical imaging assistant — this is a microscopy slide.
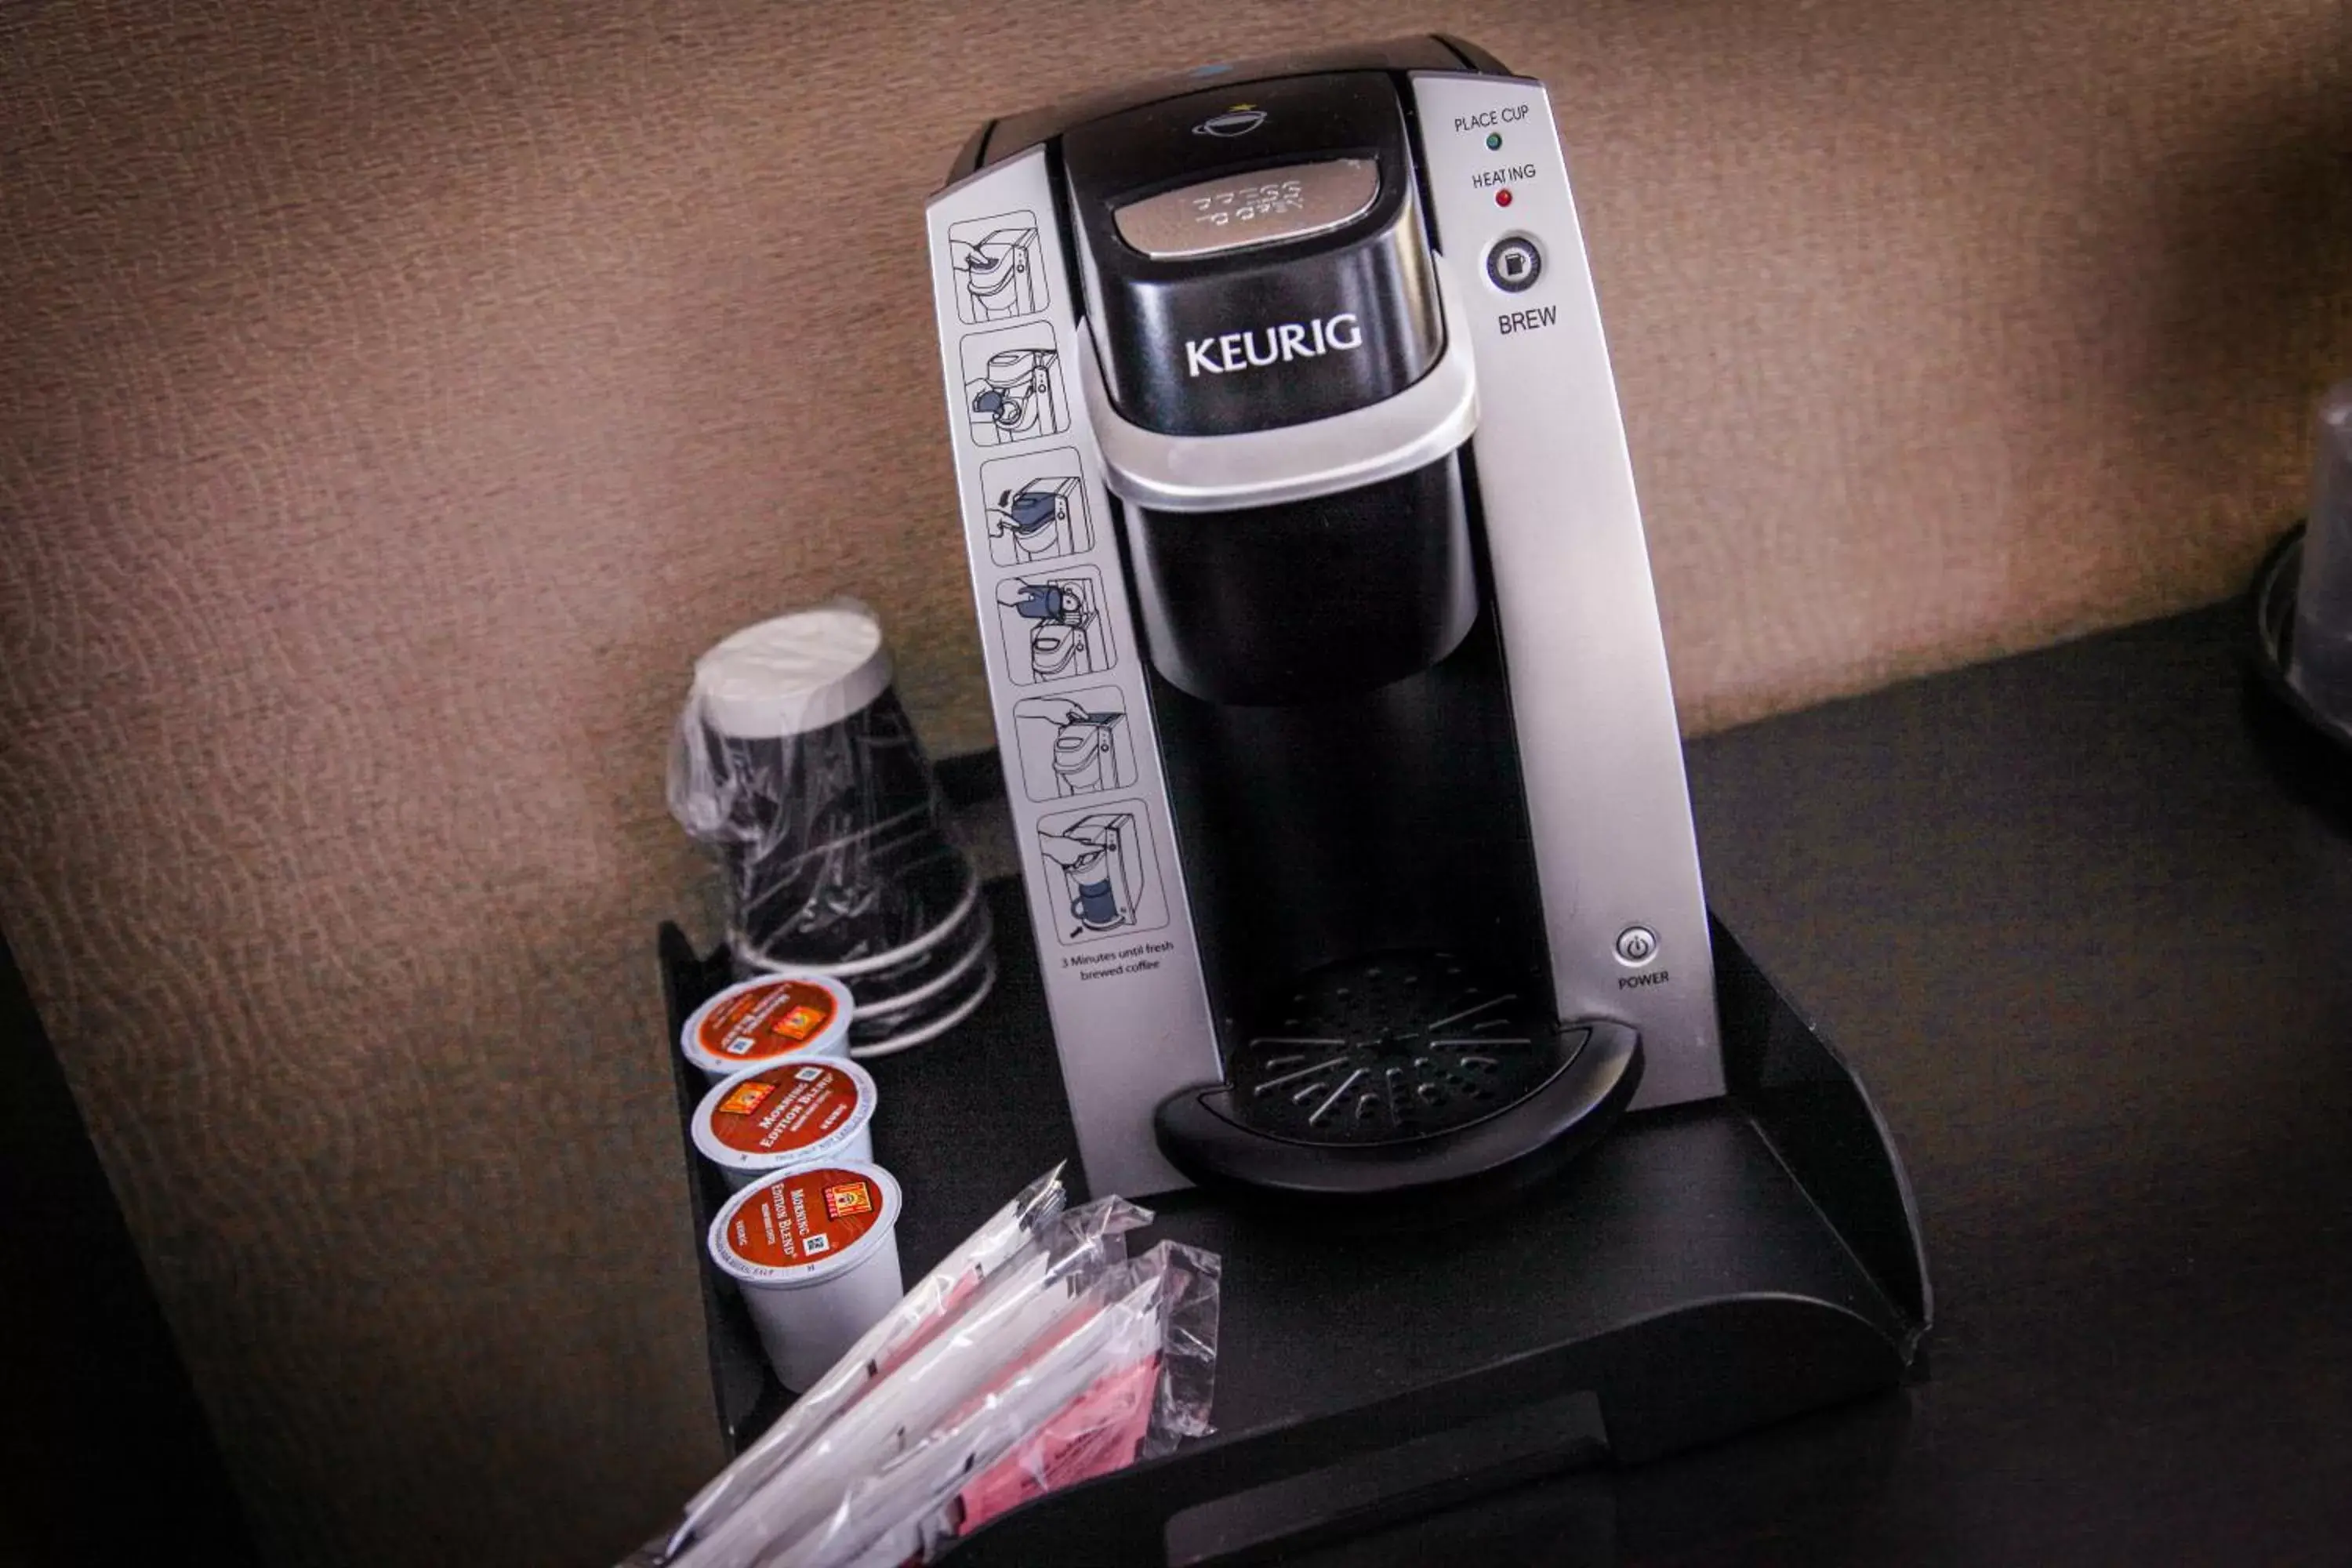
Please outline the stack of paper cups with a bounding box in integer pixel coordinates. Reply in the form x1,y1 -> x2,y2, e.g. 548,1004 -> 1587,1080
801,867 -> 998,1060
707,1162 -> 906,1392
670,604 -> 996,1060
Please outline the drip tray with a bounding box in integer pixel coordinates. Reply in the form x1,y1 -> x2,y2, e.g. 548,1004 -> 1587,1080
1229,950 -> 1560,1143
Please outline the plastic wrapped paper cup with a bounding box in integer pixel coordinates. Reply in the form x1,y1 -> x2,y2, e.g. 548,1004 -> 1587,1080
691,1058 -> 878,1191
708,1162 -> 906,1392
681,973 -> 854,1082
670,602 -> 967,970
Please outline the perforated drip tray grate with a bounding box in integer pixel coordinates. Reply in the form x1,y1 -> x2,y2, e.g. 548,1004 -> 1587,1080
1225,950 -> 1578,1144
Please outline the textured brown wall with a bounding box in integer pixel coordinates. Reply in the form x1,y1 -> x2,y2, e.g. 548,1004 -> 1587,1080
2,1 -> 2348,1563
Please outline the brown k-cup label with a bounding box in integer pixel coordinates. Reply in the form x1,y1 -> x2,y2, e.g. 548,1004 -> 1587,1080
726,1167 -> 883,1269
697,978 -> 839,1064
708,1062 -> 862,1156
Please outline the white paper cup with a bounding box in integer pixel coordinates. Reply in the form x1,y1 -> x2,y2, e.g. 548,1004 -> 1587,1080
707,1161 -> 906,1392
691,1058 -> 878,1190
681,973 -> 854,1081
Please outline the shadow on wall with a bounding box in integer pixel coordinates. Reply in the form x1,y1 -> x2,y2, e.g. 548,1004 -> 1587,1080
2130,94 -> 2352,579
1965,71 -> 2352,676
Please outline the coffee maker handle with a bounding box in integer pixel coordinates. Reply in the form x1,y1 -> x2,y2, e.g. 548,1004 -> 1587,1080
1078,251 -> 1483,515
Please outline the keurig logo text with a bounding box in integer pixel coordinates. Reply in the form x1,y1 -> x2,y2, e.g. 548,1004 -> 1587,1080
1183,313 -> 1363,377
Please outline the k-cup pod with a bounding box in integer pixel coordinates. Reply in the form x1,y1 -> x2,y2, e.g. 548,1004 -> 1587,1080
681,973 -> 854,1082
692,1058 -> 879,1190
707,1162 -> 906,1392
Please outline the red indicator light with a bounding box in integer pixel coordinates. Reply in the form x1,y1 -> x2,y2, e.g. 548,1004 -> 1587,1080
1495,188 -> 1514,208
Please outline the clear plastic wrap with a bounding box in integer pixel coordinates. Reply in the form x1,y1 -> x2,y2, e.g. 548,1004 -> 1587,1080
940,1240 -> 1218,1533
772,1241 -> 1221,1568
657,1167 -> 1069,1563
662,1192 -> 1156,1568
667,601 -> 994,1055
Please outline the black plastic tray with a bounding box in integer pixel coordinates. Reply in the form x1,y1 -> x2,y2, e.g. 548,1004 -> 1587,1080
658,879 -> 1929,1563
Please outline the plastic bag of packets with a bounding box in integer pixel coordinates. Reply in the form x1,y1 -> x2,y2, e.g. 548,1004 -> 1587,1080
627,1166 -> 1220,1567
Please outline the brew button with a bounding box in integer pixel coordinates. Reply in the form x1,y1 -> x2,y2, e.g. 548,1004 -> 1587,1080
1486,235 -> 1543,292
1614,926 -> 1659,965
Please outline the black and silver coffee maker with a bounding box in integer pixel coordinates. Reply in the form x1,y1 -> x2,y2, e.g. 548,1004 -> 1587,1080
928,38 -> 1723,1199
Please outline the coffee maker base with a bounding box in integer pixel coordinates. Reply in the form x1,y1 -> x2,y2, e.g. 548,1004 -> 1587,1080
1152,1014 -> 1643,1202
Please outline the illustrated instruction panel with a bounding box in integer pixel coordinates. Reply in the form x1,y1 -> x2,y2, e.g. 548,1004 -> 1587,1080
1011,687 -> 1135,801
927,147 -> 1221,1195
1035,800 -> 1170,946
960,323 -> 1069,448
947,211 -> 1047,323
993,567 -> 1116,684
981,447 -> 1094,566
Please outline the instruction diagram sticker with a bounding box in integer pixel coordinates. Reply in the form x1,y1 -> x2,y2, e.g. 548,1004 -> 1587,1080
947,211 -> 1048,323
994,567 -> 1116,685
1036,800 -> 1170,946
960,323 -> 1069,447
1012,687 -> 1134,801
979,448 -> 1093,567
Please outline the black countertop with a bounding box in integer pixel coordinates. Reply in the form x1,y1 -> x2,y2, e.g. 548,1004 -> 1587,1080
881,602 -> 2352,1564
1607,604 -> 2352,1564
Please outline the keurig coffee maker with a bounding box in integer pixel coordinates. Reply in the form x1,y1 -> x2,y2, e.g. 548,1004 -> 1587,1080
927,38 -> 1724,1198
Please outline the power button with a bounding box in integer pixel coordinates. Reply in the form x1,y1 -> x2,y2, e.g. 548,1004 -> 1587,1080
1614,926 -> 1659,966
1486,235 -> 1544,293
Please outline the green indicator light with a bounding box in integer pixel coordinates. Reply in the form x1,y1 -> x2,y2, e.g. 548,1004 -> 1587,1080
1486,131 -> 1502,151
